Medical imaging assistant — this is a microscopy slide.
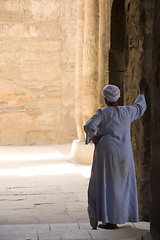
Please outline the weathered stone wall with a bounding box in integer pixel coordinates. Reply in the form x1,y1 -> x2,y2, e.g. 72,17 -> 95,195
109,0 -> 152,221
0,0 -> 77,145
125,0 -> 152,221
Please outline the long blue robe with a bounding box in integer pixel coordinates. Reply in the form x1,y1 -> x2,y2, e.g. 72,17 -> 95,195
84,94 -> 147,224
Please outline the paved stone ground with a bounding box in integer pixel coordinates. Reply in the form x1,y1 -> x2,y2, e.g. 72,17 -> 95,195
0,145 -> 150,240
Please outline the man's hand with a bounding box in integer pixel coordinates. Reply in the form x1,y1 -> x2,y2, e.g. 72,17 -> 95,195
92,135 -> 102,145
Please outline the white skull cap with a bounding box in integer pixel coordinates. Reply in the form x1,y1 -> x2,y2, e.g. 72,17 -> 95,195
102,84 -> 120,102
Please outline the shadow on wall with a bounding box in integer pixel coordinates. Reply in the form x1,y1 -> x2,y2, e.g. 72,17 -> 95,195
109,0 -> 128,106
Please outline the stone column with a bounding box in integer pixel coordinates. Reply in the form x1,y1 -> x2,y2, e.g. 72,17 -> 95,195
98,0 -> 107,108
75,0 -> 85,142
105,0 -> 113,84
71,0 -> 99,164
82,0 -> 99,124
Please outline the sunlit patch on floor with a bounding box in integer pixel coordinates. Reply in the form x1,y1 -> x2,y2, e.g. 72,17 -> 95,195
0,163 -> 91,178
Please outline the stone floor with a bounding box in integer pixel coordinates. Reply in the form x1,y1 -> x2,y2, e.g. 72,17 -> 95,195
0,144 -> 150,240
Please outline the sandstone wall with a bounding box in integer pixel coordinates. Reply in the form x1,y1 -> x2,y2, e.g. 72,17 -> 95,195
0,0 -> 77,145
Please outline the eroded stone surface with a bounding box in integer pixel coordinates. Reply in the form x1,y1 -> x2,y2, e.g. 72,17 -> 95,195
0,0 -> 77,145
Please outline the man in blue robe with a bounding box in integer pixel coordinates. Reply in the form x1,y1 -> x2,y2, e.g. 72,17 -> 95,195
84,78 -> 148,229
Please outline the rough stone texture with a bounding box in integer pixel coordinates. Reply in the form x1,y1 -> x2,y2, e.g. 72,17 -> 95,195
0,0 -> 77,145
82,0 -> 99,124
137,0 -> 153,221
125,0 -> 152,221
150,1 -> 160,239
109,0 -> 152,221
98,0 -> 108,108
75,0 -> 85,142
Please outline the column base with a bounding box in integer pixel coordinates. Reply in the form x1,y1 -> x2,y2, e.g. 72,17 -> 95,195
71,139 -> 94,165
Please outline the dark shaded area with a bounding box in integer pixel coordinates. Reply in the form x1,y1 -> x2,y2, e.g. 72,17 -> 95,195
150,0 -> 160,239
109,0 -> 127,105
137,0 -> 152,221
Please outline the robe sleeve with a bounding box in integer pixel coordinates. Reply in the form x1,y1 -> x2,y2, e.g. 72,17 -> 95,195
126,94 -> 147,122
84,109 -> 102,144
